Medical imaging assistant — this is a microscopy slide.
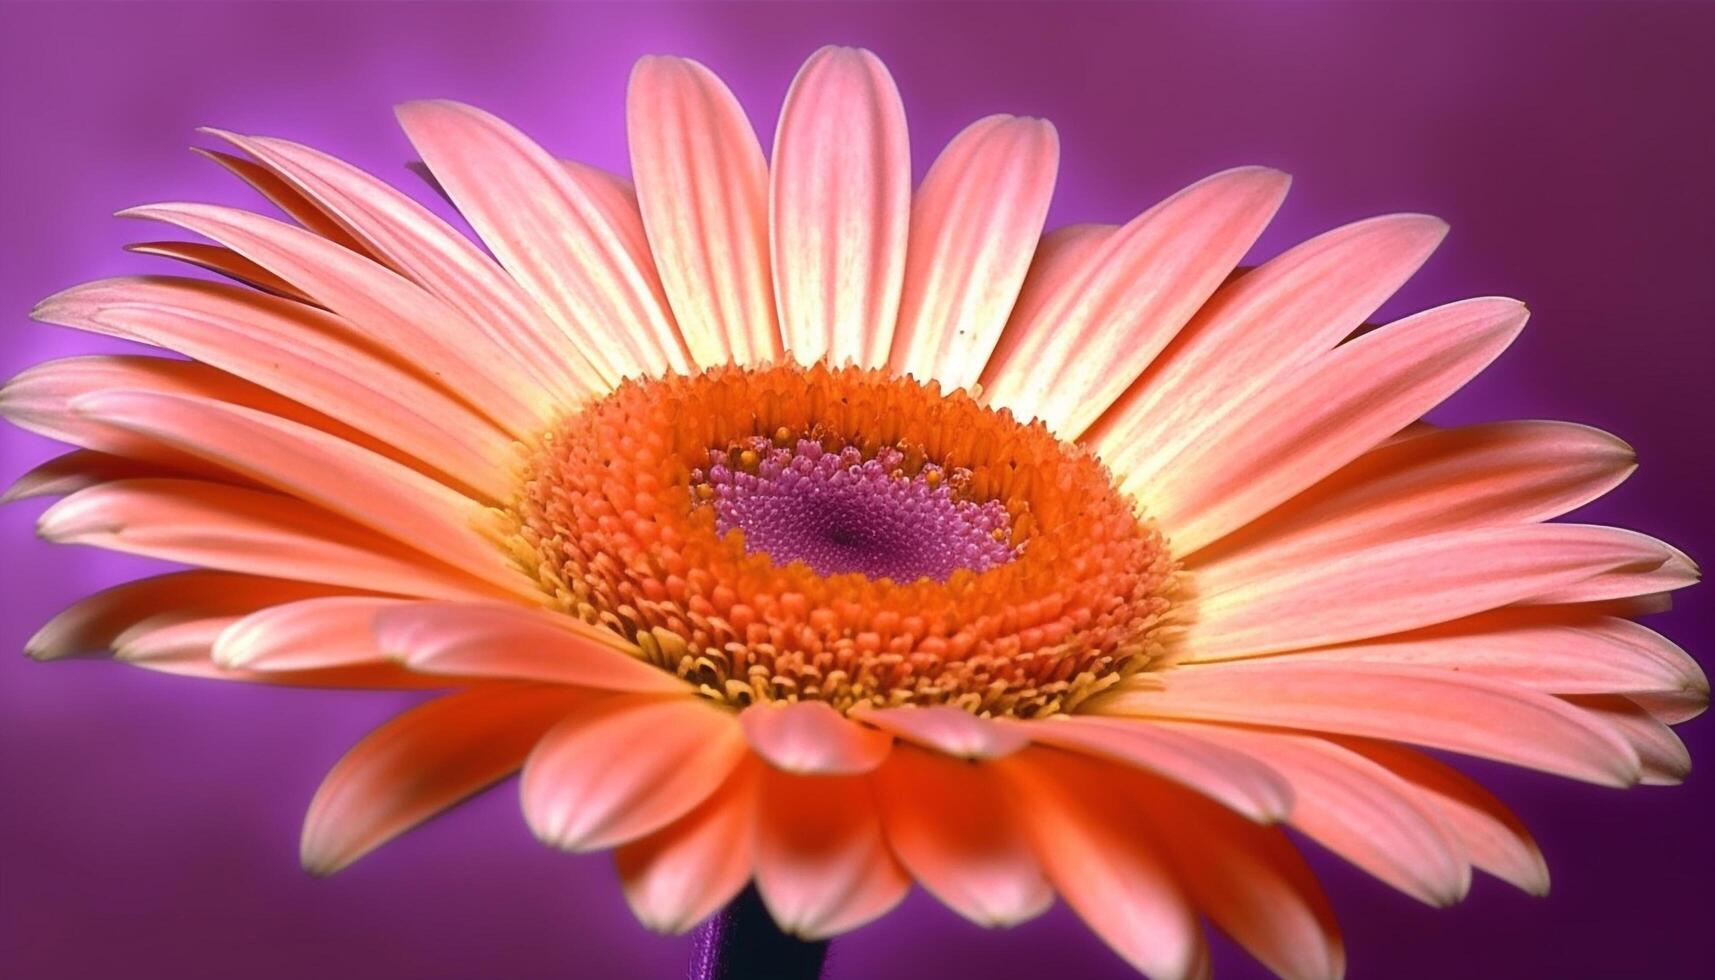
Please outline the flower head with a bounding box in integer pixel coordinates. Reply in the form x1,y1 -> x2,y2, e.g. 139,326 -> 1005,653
6,45 -> 1702,979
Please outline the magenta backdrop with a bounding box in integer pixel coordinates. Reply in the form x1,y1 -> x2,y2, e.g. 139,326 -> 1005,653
2,3 -> 1711,978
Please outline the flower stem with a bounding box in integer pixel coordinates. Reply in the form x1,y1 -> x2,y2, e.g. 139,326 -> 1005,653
688,886 -> 829,980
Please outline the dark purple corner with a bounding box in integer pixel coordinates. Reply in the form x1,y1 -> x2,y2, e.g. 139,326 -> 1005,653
2,3 -> 1711,978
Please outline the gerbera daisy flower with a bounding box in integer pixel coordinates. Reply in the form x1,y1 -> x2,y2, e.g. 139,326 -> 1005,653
5,45 -> 1702,980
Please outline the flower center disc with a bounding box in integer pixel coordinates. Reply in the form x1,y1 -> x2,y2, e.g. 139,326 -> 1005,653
510,363 -> 1176,717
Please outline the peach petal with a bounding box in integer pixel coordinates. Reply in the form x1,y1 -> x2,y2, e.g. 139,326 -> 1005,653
853,705 -> 1028,759
998,747 -> 1207,980
770,46 -> 910,369
615,757 -> 762,934
397,99 -> 689,385
124,240 -> 316,303
1099,661 -> 1641,786
192,146 -> 372,256
871,744 -> 1051,927
753,766 -> 909,939
1335,738 -> 1550,895
214,596 -> 408,670
1189,420 -> 1638,585
118,201 -> 551,437
888,114 -> 1059,391
1158,297 -> 1528,555
983,167 -> 1288,438
206,130 -> 606,403
1019,714 -> 1293,822
1089,213 -> 1447,495
3,449 -> 184,503
627,55 -> 780,368
1161,722 -> 1468,906
34,276 -> 515,500
1564,694 -> 1692,786
739,700 -> 893,774
522,696 -> 745,851
1187,523 -> 1684,660
68,389 -> 535,598
300,685 -> 585,875
38,479 -> 508,601
376,602 -> 687,693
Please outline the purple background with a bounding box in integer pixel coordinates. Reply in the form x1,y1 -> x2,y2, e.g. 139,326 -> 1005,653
2,2 -> 1711,978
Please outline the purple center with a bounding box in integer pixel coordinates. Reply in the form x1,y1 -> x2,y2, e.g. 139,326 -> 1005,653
692,439 -> 1015,582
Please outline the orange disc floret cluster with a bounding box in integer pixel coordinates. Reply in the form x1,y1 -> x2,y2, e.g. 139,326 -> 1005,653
507,363 -> 1178,718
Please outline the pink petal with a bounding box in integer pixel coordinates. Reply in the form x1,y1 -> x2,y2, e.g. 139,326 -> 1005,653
1190,420 -> 1638,585
397,100 -> 689,384
38,479 -> 509,601
1099,661 -> 1641,786
872,744 -> 1051,927
615,758 -> 762,934
998,748 -> 1208,980
769,46 -> 910,369
207,130 -> 606,403
300,685 -> 584,874
213,596 -> 407,670
522,695 -> 746,850
1090,214 -> 1447,496
627,55 -> 780,368
375,602 -> 688,693
1162,722 -> 1468,906
739,701 -> 893,774
984,167 -> 1288,438
1158,297 -> 1528,554
34,276 -> 516,501
888,114 -> 1059,391
118,202 -> 551,437
1187,523 -> 1683,660
1337,738 -> 1549,895
3,449 -> 184,503
68,388 -> 535,598
1019,714 -> 1293,822
852,705 -> 1028,759
754,767 -> 909,939
193,146 -> 372,256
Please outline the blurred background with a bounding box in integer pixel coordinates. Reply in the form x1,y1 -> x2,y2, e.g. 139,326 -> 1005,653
2,2 -> 1711,977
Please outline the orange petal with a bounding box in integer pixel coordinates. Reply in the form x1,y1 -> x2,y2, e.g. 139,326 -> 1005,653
1100,661 -> 1641,786
770,46 -> 910,369
301,684 -> 585,874
984,167 -> 1288,438
853,705 -> 1028,759
397,99 -> 689,384
1187,523 -> 1684,660
1089,213 -> 1446,494
1190,420 -> 1638,584
615,756 -> 762,934
888,114 -> 1058,391
38,479 -> 508,601
627,55 -> 780,368
522,695 -> 745,851
872,744 -> 1051,927
376,602 -> 687,693
753,766 -> 909,939
998,747 -> 1207,979
1335,738 -> 1549,895
1019,714 -> 1292,822
1162,722 -> 1468,906
1158,296 -> 1528,554
739,701 -> 893,774
206,129 -> 605,404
